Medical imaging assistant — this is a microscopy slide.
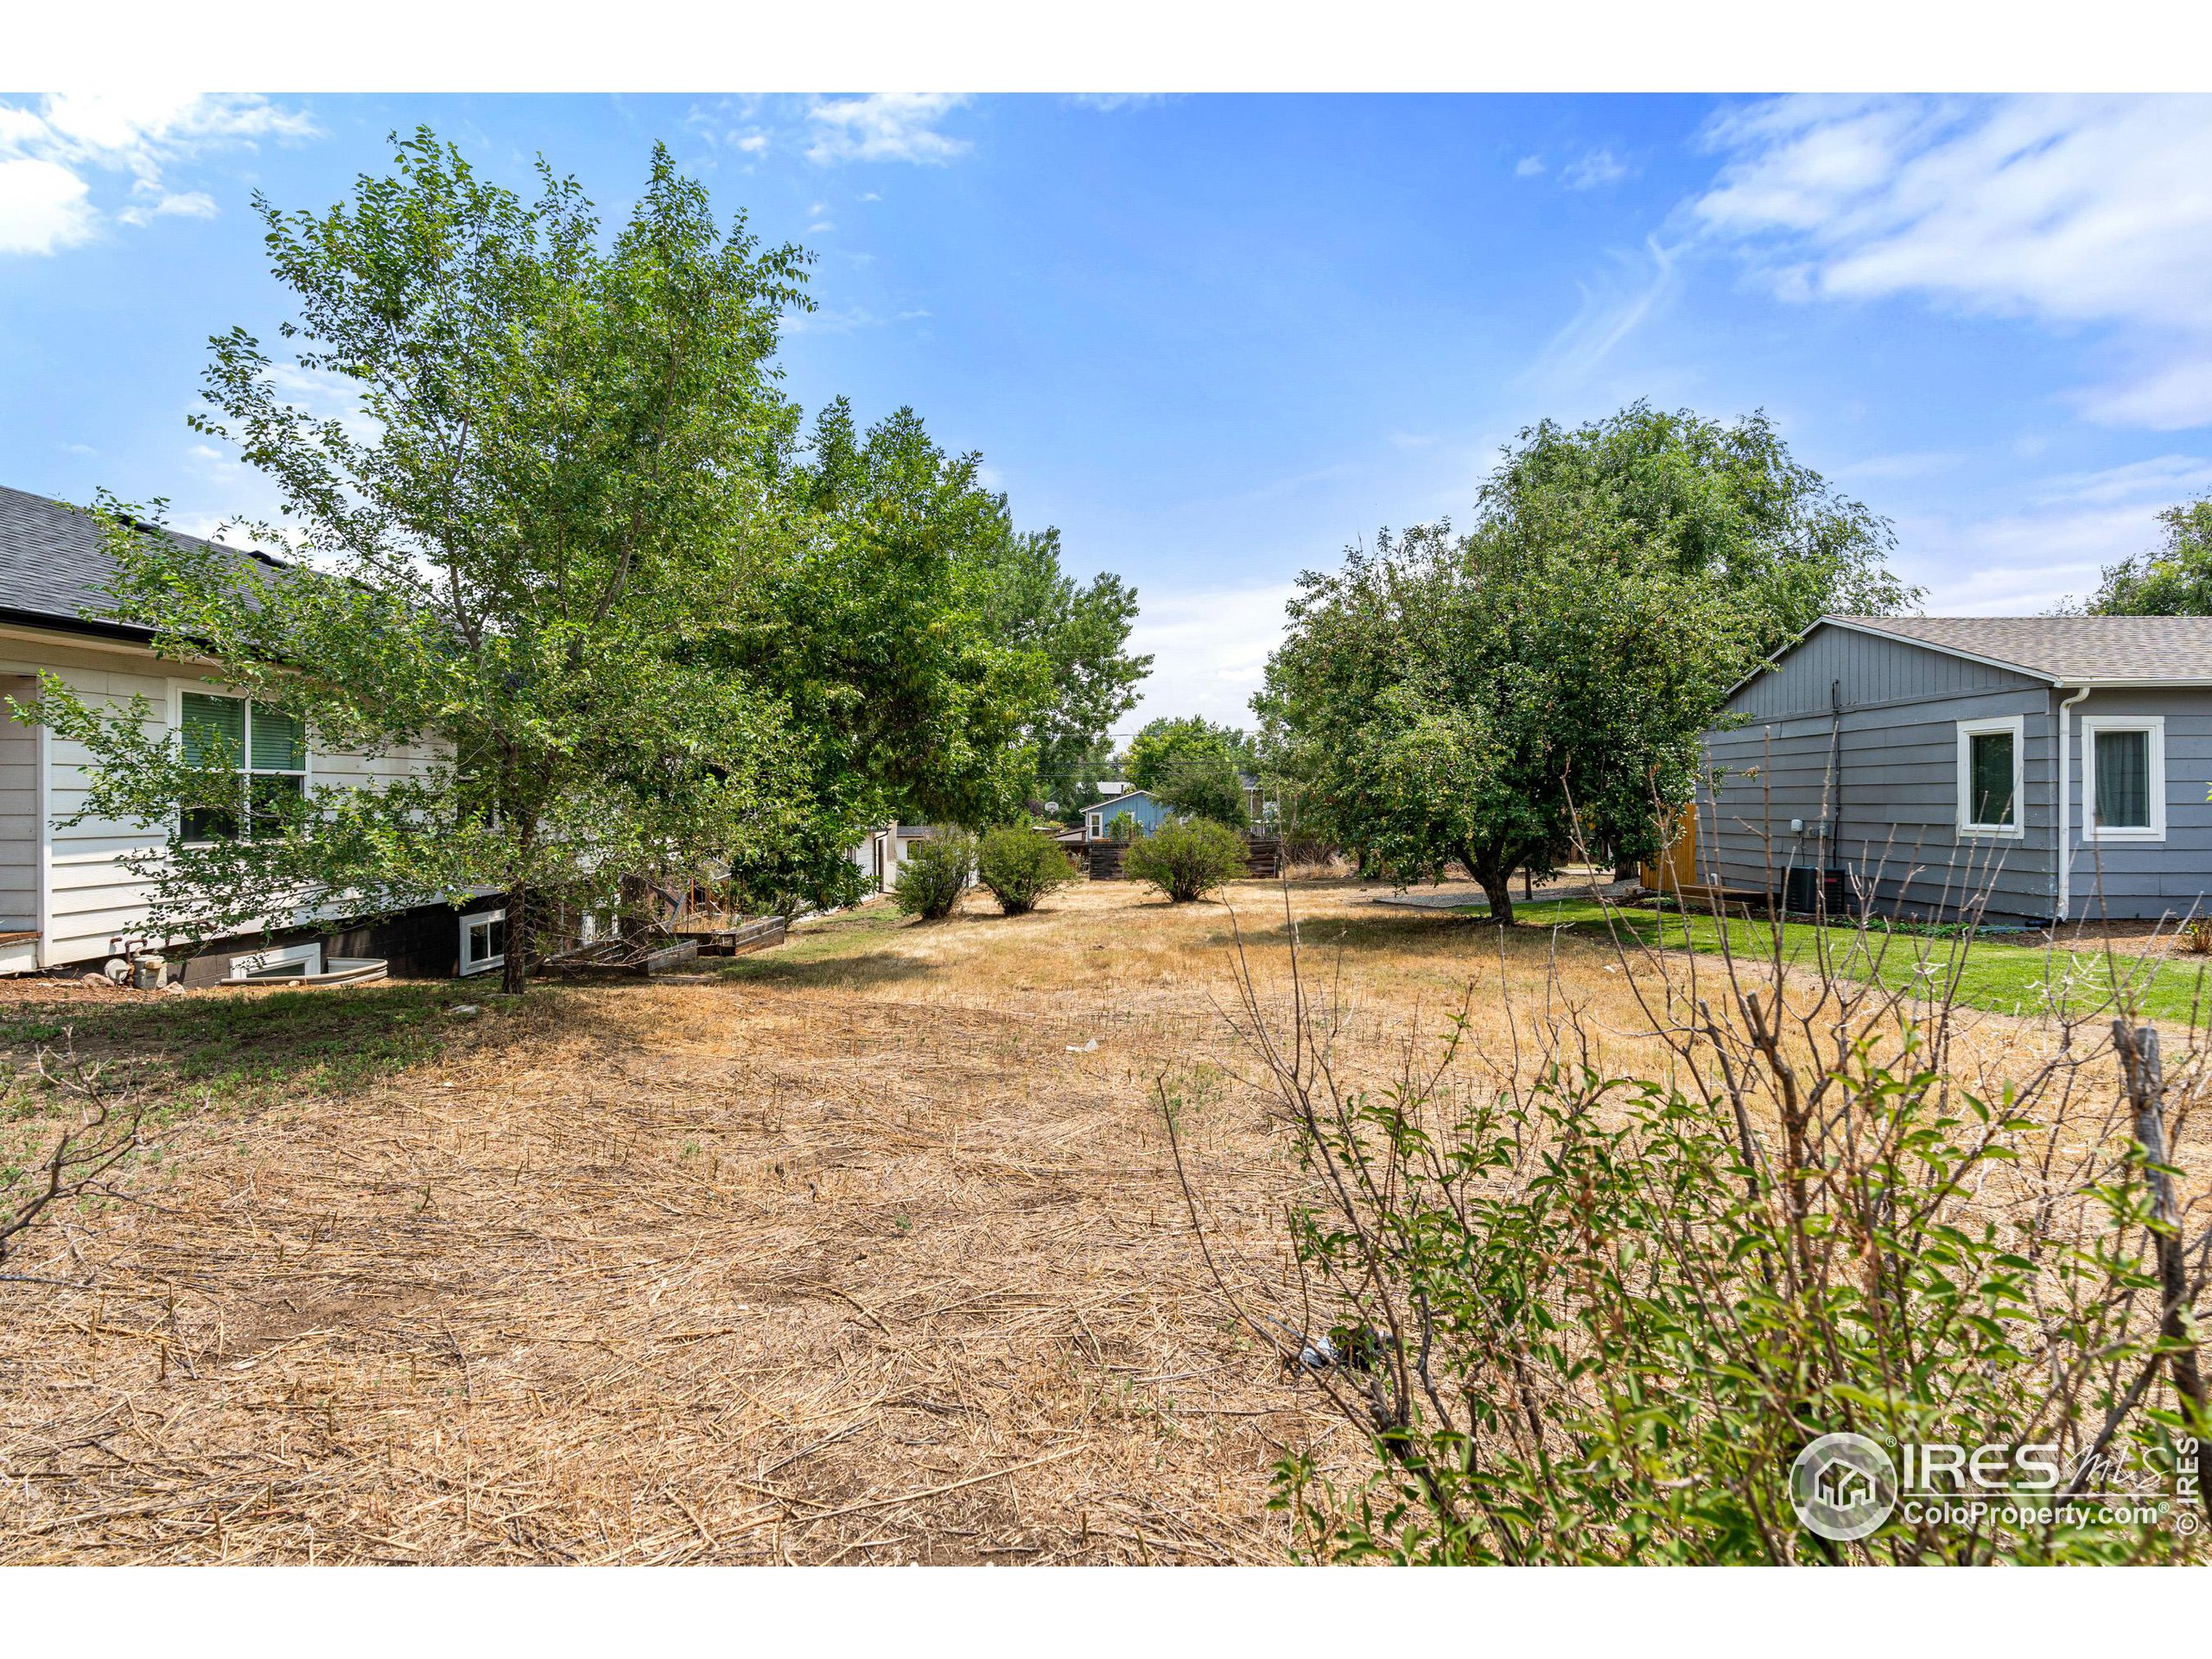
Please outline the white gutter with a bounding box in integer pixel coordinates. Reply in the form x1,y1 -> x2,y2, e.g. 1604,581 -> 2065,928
2056,685 -> 2092,921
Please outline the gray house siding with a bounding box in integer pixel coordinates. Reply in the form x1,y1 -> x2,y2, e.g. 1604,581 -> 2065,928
1700,624 -> 2212,923
1728,623 -> 2031,721
1700,627 -> 2060,922
2060,688 -> 2212,921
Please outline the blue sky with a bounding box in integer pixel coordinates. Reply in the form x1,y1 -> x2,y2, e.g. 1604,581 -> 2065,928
7,92 -> 2212,729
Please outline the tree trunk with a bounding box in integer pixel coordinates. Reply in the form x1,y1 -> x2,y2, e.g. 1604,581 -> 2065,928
1471,849 -> 1516,926
500,880 -> 529,996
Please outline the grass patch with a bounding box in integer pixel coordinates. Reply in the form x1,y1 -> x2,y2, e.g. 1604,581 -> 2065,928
1516,899 -> 2212,1024
1,982 -> 512,1117
714,902 -> 931,987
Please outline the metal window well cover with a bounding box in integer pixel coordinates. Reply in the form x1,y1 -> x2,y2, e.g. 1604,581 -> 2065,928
211,957 -> 390,989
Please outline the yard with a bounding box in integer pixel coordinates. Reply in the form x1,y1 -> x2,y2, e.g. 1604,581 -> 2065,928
0,874 -> 2196,1563
0,877 -> 1575,1564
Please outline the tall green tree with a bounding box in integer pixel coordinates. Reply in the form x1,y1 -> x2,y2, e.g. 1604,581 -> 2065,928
706,399 -> 1043,912
1258,404 -> 1911,921
965,524 -> 1149,815
1125,715 -> 1251,829
718,397 -> 1147,842
29,132 -> 816,994
2088,499 -> 2212,613
1489,403 -> 1914,658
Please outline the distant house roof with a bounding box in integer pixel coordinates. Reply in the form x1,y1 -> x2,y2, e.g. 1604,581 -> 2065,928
1802,614 -> 2212,689
1087,788 -> 1158,814
0,484 -> 280,644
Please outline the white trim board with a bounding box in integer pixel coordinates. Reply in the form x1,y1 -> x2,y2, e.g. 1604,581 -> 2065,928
2080,714 -> 2167,842
1956,715 -> 2026,840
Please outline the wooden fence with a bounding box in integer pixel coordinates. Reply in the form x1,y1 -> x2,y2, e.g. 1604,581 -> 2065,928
1088,836 -> 1282,881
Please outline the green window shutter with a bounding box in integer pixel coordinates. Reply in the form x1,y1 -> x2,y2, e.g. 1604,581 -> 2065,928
1970,731 -> 2015,827
249,704 -> 306,772
181,693 -> 244,766
2095,728 -> 2151,828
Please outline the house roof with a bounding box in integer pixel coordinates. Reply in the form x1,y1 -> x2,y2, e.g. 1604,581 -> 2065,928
1087,788 -> 1158,814
1812,614 -> 2212,688
0,484 -> 278,644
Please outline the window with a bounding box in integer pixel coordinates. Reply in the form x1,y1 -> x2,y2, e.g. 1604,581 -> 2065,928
2082,715 -> 2166,842
230,941 -> 323,981
179,692 -> 307,844
459,908 -> 506,977
1956,715 -> 2024,838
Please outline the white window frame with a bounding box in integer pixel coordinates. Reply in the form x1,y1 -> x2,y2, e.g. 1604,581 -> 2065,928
2080,714 -> 2167,842
459,908 -> 506,977
230,940 -> 323,982
169,683 -> 314,846
1956,715 -> 2026,840
1086,811 -> 1103,839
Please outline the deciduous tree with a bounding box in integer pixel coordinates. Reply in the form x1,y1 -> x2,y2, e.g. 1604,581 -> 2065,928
29,132 -> 818,994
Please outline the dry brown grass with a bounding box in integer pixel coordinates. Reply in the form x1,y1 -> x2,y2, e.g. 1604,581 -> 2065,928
2,875 -> 2189,1564
0,878 -> 1547,1564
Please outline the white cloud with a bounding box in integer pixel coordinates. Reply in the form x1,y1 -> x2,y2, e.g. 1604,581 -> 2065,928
1065,94 -> 1165,113
2077,359 -> 2212,431
1125,583 -> 1298,730
1691,95 -> 2212,429
1515,155 -> 1545,177
1834,450 -> 1965,483
1524,236 -> 1678,386
1563,148 -> 1628,189
2030,454 -> 2212,507
118,189 -> 219,227
0,156 -> 95,253
1898,501 -> 2166,613
0,92 -> 315,255
805,94 -> 970,165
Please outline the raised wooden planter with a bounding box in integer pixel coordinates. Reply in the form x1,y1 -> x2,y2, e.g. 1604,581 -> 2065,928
692,916 -> 789,957
537,937 -> 702,979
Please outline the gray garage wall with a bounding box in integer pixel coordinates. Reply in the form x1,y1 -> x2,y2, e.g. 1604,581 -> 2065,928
2057,688 -> 2212,922
1699,626 -> 2060,922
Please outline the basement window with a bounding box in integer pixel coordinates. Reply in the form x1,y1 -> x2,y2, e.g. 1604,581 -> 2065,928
1956,715 -> 2024,838
179,691 -> 308,844
459,909 -> 506,978
230,941 -> 323,982
2082,715 -> 2166,842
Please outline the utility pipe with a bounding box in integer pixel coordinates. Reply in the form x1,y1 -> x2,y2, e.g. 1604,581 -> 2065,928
2057,685 -> 2092,922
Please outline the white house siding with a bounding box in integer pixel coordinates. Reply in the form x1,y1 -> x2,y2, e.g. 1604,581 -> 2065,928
0,673 -> 38,932
0,621 -> 442,969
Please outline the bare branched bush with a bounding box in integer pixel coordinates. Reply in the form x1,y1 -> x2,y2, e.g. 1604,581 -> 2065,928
1166,885 -> 2212,1563
2,1038 -> 143,1279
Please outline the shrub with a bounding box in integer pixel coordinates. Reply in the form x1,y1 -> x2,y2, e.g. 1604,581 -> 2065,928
1166,905 -> 2212,1564
976,825 -> 1075,916
892,831 -> 974,920
1123,818 -> 1247,903
1106,811 -> 1141,843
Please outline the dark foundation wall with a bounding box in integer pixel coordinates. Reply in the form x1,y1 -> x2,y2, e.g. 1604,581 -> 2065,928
171,897 -> 498,986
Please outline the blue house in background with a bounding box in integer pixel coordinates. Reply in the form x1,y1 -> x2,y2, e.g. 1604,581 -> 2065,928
1084,788 -> 1174,841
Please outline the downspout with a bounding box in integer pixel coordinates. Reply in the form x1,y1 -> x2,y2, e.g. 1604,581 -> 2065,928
2056,685 -> 2092,922
1828,678 -> 1845,912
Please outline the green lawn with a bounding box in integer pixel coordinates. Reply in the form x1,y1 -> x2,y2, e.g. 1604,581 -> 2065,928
0,981 -> 512,1116
1505,899 -> 2212,1027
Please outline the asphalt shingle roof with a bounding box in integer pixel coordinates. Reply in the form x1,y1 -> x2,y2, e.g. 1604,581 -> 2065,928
0,483 -> 276,641
1831,613 -> 2212,684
